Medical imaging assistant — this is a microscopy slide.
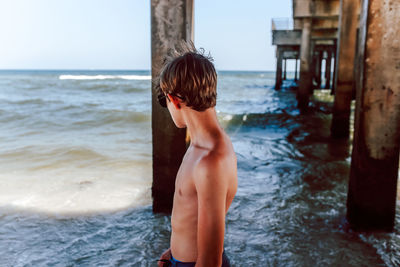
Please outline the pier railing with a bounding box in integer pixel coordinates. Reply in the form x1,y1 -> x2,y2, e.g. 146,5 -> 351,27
272,18 -> 294,31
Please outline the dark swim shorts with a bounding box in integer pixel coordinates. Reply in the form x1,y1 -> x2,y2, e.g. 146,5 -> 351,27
159,250 -> 231,267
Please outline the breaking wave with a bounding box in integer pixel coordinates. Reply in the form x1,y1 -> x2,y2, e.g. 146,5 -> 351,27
59,75 -> 151,80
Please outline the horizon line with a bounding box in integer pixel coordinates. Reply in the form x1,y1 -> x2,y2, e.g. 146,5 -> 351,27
0,68 -> 277,72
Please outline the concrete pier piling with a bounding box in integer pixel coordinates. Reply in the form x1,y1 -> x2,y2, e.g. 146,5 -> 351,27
283,59 -> 287,80
347,0 -> 400,231
331,42 -> 337,95
275,47 -> 284,90
151,0 -> 193,214
324,50 -> 332,89
272,0 -> 399,231
297,18 -> 313,110
315,51 -> 323,88
331,0 -> 360,138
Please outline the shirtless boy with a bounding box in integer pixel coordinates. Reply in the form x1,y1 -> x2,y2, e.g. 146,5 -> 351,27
156,46 -> 238,267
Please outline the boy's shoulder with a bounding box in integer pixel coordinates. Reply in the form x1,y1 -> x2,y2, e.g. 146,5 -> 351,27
193,139 -> 236,185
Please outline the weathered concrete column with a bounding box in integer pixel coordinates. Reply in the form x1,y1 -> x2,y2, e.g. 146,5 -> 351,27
151,0 -> 193,214
331,58 -> 337,95
297,18 -> 313,110
275,47 -> 283,90
283,59 -> 287,80
331,40 -> 338,95
315,51 -> 323,88
347,0 -> 400,231
324,51 -> 332,89
331,0 -> 359,138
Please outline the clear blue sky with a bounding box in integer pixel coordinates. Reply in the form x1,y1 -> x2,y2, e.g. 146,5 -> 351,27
0,0 -> 292,71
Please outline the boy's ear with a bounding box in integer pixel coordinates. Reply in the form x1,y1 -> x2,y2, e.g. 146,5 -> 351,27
168,94 -> 181,109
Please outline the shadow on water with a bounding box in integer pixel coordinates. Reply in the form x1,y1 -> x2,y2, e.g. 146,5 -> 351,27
221,87 -> 395,266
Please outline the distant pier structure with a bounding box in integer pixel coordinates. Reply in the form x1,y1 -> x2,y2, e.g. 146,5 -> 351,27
272,0 -> 339,104
272,0 -> 400,231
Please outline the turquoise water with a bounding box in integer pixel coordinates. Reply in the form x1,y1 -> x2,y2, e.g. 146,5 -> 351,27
0,70 -> 399,266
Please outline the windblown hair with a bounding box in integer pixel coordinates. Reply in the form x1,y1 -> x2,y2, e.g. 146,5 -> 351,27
156,41 -> 217,112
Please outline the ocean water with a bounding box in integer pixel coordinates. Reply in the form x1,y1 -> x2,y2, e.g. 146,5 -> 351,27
0,70 -> 399,266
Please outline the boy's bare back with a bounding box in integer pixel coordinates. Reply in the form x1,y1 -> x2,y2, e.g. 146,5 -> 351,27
170,131 -> 237,263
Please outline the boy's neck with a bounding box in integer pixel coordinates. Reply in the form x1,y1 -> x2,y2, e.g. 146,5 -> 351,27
183,107 -> 223,149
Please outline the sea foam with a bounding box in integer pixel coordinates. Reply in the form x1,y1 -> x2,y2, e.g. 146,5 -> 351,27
59,75 -> 151,80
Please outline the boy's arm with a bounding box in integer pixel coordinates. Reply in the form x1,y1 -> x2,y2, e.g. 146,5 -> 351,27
194,157 -> 228,267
